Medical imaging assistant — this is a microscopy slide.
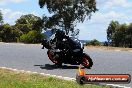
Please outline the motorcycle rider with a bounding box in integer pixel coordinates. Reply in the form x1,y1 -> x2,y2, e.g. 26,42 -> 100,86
41,29 -> 93,68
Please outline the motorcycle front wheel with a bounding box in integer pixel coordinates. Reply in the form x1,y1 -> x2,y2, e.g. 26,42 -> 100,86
81,53 -> 93,68
47,50 -> 62,66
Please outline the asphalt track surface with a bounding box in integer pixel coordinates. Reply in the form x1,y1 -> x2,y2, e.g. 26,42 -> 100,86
0,43 -> 132,88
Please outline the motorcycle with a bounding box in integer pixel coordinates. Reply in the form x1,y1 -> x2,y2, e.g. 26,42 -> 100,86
42,29 -> 93,68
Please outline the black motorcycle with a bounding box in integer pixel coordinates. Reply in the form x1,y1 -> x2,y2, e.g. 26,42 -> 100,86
42,30 -> 93,68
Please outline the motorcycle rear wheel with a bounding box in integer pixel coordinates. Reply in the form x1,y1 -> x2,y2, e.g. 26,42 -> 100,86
81,53 -> 93,68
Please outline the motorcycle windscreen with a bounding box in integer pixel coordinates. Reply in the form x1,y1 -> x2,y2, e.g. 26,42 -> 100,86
43,30 -> 55,41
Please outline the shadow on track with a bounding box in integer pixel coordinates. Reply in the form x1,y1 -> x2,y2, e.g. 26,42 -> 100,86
34,64 -> 79,70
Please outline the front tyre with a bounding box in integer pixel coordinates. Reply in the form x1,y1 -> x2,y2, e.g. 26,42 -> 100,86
47,50 -> 62,67
81,53 -> 93,68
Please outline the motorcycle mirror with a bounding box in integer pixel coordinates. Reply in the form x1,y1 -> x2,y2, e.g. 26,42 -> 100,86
83,43 -> 86,46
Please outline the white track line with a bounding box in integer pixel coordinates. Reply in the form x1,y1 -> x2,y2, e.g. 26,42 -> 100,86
106,84 -> 131,88
0,67 -> 131,88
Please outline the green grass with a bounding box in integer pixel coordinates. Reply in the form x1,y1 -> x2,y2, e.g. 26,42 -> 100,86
0,68 -> 110,88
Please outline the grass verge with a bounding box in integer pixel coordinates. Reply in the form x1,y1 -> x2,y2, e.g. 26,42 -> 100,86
0,68 -> 110,88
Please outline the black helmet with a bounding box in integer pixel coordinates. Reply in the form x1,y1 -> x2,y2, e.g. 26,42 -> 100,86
56,30 -> 65,36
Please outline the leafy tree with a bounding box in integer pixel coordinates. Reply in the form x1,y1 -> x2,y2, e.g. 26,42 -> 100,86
107,21 -> 132,48
39,0 -> 97,34
86,39 -> 101,46
116,24 -> 128,47
0,24 -> 22,42
125,23 -> 132,47
14,14 -> 45,43
0,24 -> 3,41
0,24 -> 13,42
0,10 -> 3,25
14,24 -> 32,34
15,14 -> 42,34
16,14 -> 40,25
0,11 -> 4,41
107,21 -> 119,46
20,30 -> 44,43
12,25 -> 23,42
0,13 -> 44,43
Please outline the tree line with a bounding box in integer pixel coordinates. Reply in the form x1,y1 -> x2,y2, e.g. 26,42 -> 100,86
107,21 -> 132,48
0,11 -> 44,43
0,0 -> 98,43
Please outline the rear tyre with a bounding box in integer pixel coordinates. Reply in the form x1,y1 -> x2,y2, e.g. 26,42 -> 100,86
47,50 -> 62,67
81,53 -> 93,69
